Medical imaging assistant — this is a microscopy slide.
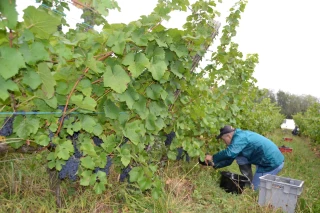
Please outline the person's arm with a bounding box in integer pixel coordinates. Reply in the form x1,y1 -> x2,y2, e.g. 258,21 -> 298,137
213,158 -> 234,168
205,154 -> 234,168
213,137 -> 248,165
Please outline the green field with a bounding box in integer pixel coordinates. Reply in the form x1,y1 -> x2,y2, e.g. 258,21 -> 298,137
1,129 -> 319,213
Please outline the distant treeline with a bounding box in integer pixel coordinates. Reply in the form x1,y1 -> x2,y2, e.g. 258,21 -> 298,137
257,89 -> 319,119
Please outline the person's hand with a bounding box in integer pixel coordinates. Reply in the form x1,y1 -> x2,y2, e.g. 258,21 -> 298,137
205,154 -> 214,166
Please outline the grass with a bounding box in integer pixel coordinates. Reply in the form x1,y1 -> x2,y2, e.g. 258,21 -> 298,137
0,129 -> 320,213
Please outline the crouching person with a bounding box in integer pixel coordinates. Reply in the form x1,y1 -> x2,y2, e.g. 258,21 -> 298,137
205,126 -> 284,190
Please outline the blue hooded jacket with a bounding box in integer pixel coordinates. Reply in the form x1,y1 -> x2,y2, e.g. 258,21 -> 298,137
213,129 -> 284,173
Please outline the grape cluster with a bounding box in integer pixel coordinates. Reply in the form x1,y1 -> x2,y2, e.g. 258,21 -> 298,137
94,156 -> 112,175
0,116 -> 15,136
47,130 -> 56,151
92,136 -> 103,146
58,156 -> 79,181
48,130 -> 54,141
72,132 -> 82,158
165,131 -> 175,146
176,147 -> 190,162
119,166 -> 132,182
73,142 -> 82,159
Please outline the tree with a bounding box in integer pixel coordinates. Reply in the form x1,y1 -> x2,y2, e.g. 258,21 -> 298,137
276,90 -> 318,118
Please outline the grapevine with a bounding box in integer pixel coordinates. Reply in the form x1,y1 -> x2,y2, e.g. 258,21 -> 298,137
0,0 -> 284,197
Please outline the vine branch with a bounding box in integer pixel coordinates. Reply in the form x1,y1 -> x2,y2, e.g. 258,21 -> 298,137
55,51 -> 113,136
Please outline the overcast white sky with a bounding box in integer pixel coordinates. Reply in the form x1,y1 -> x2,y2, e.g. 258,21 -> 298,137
16,0 -> 320,98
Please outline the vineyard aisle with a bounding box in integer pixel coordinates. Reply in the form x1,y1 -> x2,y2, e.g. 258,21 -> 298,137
0,129 -> 319,212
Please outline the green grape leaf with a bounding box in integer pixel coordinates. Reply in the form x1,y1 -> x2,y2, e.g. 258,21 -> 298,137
76,79 -> 92,97
22,68 -> 42,89
92,0 -> 120,16
167,150 -> 177,160
120,148 -> 131,167
0,46 -> 26,80
117,86 -> 139,109
35,89 -> 58,109
48,160 -> 56,169
145,113 -> 157,131
154,117 -> 165,132
123,120 -> 145,145
129,167 -> 143,182
170,61 -> 184,79
96,171 -> 107,184
132,95 -> 148,119
104,99 -> 121,119
0,76 -> 19,101
103,65 -> 130,93
45,96 -> 58,109
82,96 -> 97,111
59,32 -> 87,46
55,160 -> 66,171
155,37 -> 168,48
152,47 -> 166,61
85,53 -> 104,73
56,141 -> 74,160
93,181 -> 106,194
47,152 -> 56,161
93,123 -> 103,136
20,42 -> 50,65
149,61 -> 167,81
149,101 -> 167,118
72,121 -> 82,132
23,6 -> 61,39
101,134 -> 117,153
118,112 -> 130,127
13,116 -> 40,139
70,95 -> 97,111
169,44 -> 189,57
146,84 -> 167,100
49,123 -> 58,133
81,156 -> 95,170
54,43 -> 73,60
20,29 -> 34,42
0,0 -> 18,29
138,176 -> 152,191
81,141 -> 97,157
81,116 -> 97,133
35,134 -> 50,146
80,170 -> 92,186
55,82 -> 69,95
106,31 -> 126,55
38,62 -> 56,99
57,149 -> 69,161
131,28 -> 151,46
122,52 -> 150,78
